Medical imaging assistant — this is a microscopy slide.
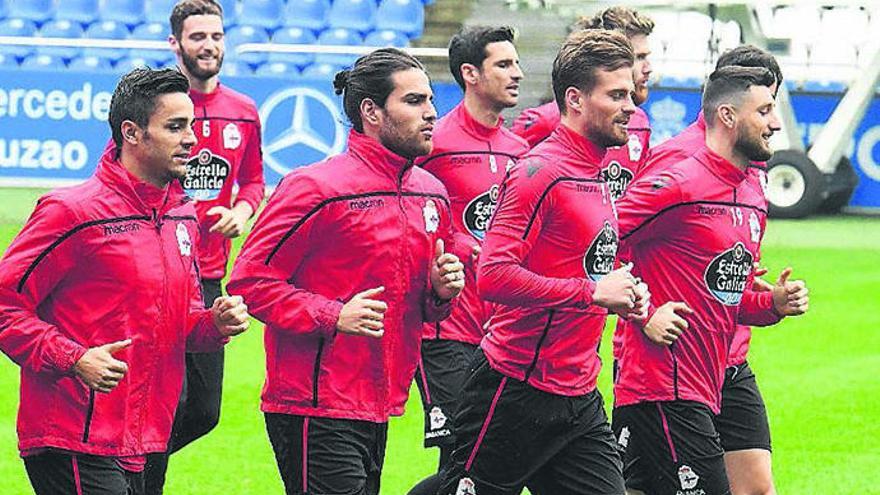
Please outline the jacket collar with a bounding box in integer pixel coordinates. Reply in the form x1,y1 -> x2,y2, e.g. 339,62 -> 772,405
188,83 -> 223,105
553,123 -> 606,168
347,129 -> 414,184
95,148 -> 189,216
693,146 -> 748,186
696,111 -> 707,131
454,102 -> 503,140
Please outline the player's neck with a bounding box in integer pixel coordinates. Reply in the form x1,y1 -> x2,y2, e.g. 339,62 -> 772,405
188,74 -> 219,94
705,130 -> 749,171
119,152 -> 168,190
463,93 -> 502,129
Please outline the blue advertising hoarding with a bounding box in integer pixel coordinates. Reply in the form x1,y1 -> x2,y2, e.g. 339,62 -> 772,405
0,68 -> 877,209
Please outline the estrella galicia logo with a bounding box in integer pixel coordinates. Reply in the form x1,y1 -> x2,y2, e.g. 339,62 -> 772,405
183,149 -> 231,201
600,160 -> 634,201
463,184 -> 499,240
704,242 -> 753,305
583,221 -> 618,281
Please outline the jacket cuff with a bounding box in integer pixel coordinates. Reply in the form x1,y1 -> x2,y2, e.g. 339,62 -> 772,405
574,279 -> 596,309
424,290 -> 454,322
315,299 -> 344,336
52,336 -> 88,375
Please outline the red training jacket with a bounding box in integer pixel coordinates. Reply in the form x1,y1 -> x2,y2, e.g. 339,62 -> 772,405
616,112 -> 777,367
614,147 -> 777,413
0,150 -> 225,458
478,124 -> 619,397
511,101 -> 652,200
183,84 -> 265,279
418,103 -> 529,345
228,131 -> 455,423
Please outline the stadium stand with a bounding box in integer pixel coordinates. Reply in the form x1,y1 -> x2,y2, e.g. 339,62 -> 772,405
328,0 -> 377,34
36,19 -> 83,59
67,54 -> 114,72
284,0 -> 331,31
0,0 -> 872,92
55,0 -> 99,25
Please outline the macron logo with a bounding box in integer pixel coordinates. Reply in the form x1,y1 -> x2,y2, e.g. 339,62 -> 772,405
103,223 -> 140,236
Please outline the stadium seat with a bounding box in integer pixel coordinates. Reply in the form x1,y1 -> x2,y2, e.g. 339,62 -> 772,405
68,55 -> 115,72
256,60 -> 300,77
131,22 -> 168,40
364,29 -> 408,48
327,0 -> 376,34
130,23 -> 171,63
224,24 -> 270,66
0,52 -> 18,69
268,27 -> 317,67
658,76 -> 702,89
0,18 -> 38,59
37,20 -> 85,60
802,80 -> 847,93
315,28 -> 362,67
21,54 -> 66,71
0,0 -> 7,21
284,0 -> 329,31
820,7 -> 868,44
301,62 -> 341,79
240,0 -> 283,31
144,0 -> 178,24
8,0 -> 54,24
115,56 -> 169,73
84,21 -> 131,62
220,59 -> 253,76
217,0 -> 239,26
772,6 -> 820,41
55,0 -> 100,25
100,0 -> 145,27
375,0 -> 423,38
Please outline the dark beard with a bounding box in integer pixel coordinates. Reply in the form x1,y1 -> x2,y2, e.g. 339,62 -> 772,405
735,127 -> 773,162
378,118 -> 431,160
180,50 -> 223,81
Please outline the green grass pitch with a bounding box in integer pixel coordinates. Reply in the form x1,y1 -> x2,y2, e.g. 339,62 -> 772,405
0,187 -> 878,493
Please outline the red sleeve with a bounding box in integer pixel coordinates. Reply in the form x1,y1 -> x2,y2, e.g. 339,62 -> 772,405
477,157 -> 595,308
185,226 -> 228,352
510,107 -> 555,148
233,118 -> 266,213
0,198 -> 88,374
227,172 -> 343,337
738,288 -> 783,327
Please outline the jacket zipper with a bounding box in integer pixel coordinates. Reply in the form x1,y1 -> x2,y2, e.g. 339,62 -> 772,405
670,344 -> 679,399
524,310 -> 556,381
311,337 -> 325,407
81,390 -> 96,443
149,208 -> 171,443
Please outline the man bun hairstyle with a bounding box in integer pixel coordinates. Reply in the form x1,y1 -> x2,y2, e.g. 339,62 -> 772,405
573,6 -> 654,37
170,0 -> 223,40
447,25 -> 516,90
551,29 -> 634,115
109,68 -> 191,155
702,65 -> 776,128
333,48 -> 426,133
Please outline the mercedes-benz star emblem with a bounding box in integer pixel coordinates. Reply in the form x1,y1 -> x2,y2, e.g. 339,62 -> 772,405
259,87 -> 346,176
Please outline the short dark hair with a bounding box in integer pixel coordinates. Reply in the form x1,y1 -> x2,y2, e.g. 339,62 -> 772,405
109,68 -> 191,154
715,44 -> 784,90
447,25 -> 516,90
702,65 -> 776,128
170,0 -> 223,40
552,29 -> 634,115
573,6 -> 654,38
333,48 -> 426,133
